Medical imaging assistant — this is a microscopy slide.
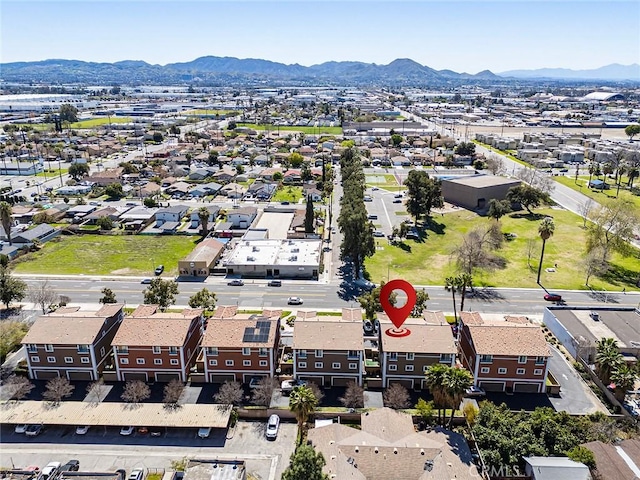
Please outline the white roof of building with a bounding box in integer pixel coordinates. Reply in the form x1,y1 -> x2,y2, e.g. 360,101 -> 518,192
225,239 -> 321,267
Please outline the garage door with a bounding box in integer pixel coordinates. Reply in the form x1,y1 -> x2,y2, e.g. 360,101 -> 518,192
331,377 -> 356,387
122,372 -> 148,382
513,383 -> 541,393
155,373 -> 182,383
300,376 -> 324,387
33,370 -> 60,380
209,374 -> 237,383
479,381 -> 505,392
68,371 -> 93,381
387,379 -> 413,389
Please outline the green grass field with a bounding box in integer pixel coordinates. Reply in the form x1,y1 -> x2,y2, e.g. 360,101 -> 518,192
70,117 -> 133,129
366,173 -> 405,192
365,207 -> 640,291
554,175 -> 640,210
272,186 -> 303,203
237,123 -> 342,135
13,235 -> 198,275
184,109 -> 238,116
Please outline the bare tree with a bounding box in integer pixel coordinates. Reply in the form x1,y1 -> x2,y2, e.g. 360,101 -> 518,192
251,377 -> 277,407
339,381 -> 365,408
5,375 -> 35,400
526,239 -> 537,269
307,381 -> 325,405
86,379 -> 107,404
578,199 -> 595,229
485,155 -> 505,175
163,379 -> 185,407
453,227 -> 506,274
214,381 -> 244,406
121,380 -> 151,404
583,247 -> 609,286
28,280 -> 59,314
587,199 -> 639,263
43,376 -> 75,403
383,383 -> 410,410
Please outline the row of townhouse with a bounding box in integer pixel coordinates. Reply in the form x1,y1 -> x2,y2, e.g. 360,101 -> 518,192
21,304 -> 550,394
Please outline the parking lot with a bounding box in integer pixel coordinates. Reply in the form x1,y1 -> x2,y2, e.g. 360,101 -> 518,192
0,420 -> 296,480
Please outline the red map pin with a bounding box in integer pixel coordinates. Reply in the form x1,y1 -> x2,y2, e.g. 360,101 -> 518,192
380,279 -> 416,337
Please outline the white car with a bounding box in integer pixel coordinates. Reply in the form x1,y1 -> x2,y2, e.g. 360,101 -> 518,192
76,425 -> 89,435
128,468 -> 144,480
265,414 -> 280,439
198,427 -> 212,438
120,426 -> 134,436
281,379 -> 307,394
465,386 -> 486,397
287,296 -> 303,305
41,462 -> 61,480
14,424 -> 28,434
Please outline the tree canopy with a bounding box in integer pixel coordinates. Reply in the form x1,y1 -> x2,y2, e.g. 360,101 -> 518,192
403,169 -> 443,224
282,444 -> 328,480
143,278 -> 179,310
507,184 -> 546,214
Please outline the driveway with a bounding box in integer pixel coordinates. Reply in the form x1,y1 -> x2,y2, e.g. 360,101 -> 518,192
547,344 -> 609,415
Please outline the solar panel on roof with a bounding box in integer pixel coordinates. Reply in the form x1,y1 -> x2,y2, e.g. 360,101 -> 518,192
242,320 -> 272,343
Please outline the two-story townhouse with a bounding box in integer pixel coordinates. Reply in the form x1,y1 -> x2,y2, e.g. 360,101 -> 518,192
21,304 -> 124,381
201,313 -> 280,384
380,315 -> 457,390
111,305 -> 204,382
155,205 -> 189,227
293,319 -> 364,387
458,312 -> 551,393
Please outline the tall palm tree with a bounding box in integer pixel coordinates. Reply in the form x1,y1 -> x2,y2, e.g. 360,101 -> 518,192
197,207 -> 210,237
611,364 -> 637,402
445,276 -> 460,323
0,202 -> 13,245
595,337 -> 623,385
425,364 -> 449,426
289,385 -> 318,443
536,217 -> 555,284
442,367 -> 473,428
458,273 -> 474,313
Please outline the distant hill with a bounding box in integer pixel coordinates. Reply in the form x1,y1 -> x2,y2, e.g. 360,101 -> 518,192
499,63 -> 640,81
1,56 -> 637,85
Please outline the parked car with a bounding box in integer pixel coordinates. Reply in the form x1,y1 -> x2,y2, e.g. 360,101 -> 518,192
267,280 -> 282,287
40,462 -> 61,480
119,426 -> 134,436
373,231 -> 385,237
60,461 -> 80,472
154,265 -> 164,275
590,311 -> 600,321
141,278 -> 152,284
281,379 -> 307,394
25,424 -> 43,437
228,279 -> 244,286
544,293 -> 562,302
128,468 -> 144,480
150,429 -> 162,437
367,214 -> 378,220
265,414 -> 280,439
249,376 -> 263,389
14,424 -> 28,434
75,425 -> 89,435
393,199 -> 402,203
198,427 -> 212,438
465,386 -> 486,397
287,296 -> 303,305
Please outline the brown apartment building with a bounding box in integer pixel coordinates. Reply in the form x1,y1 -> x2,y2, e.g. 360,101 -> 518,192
380,312 -> 457,389
458,312 -> 551,393
200,309 -> 281,384
293,315 -> 364,387
111,305 -> 204,382
21,304 -> 125,381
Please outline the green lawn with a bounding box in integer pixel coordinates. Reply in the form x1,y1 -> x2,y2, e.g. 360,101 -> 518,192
35,168 -> 68,178
554,175 -> 640,210
365,207 -> 640,291
272,186 -> 303,203
366,173 -> 405,191
237,123 -> 342,135
13,235 -> 198,275
69,117 -> 133,129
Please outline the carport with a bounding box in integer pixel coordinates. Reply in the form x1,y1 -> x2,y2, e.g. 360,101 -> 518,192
121,372 -> 148,382
331,377 -> 358,387
209,374 -> 237,383
387,379 -> 413,389
513,383 -> 542,393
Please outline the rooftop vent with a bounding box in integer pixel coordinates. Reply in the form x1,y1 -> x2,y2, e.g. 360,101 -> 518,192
393,448 -> 398,454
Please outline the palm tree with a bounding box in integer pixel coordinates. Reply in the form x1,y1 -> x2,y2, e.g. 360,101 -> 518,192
611,364 -> 637,402
0,202 -> 13,245
425,364 -> 449,425
458,273 -> 474,313
289,385 -> 318,443
595,337 -> 623,385
445,276 -> 461,323
442,367 -> 473,428
197,207 -> 210,237
536,217 -> 555,284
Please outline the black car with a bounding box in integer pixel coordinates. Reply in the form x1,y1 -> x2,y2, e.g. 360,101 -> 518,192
154,265 -> 164,275
268,280 -> 282,287
60,461 -> 80,473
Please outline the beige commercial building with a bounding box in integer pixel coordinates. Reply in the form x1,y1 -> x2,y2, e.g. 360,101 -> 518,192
441,175 -> 520,210
178,238 -> 227,277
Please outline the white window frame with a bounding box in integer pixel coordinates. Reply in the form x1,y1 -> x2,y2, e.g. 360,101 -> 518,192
389,352 -> 398,361
535,356 -> 546,365
44,344 -> 54,352
480,367 -> 490,374
406,353 -> 415,361
498,367 -> 507,375
315,362 -> 323,369
534,368 -> 543,375
154,359 -> 162,365
64,357 -> 73,363
315,349 -> 323,358
209,359 -> 218,366
440,353 -> 453,363
170,359 -> 179,366
332,362 -> 341,369
81,357 -> 90,364
169,347 -> 178,355
349,363 -> 358,370
116,346 -> 128,354
137,358 -> 145,365
516,368 -> 526,375
242,347 -> 251,356
405,365 -> 414,372
388,364 -> 397,371
259,360 -> 268,367
298,362 -> 307,369
153,346 -> 161,354
120,358 -> 129,365
259,347 -> 268,357
100,347 -> 106,357
299,350 -> 307,359
47,356 -> 55,363
26,344 -> 37,353
243,360 -> 251,367
480,355 -> 493,363
207,347 -> 218,356
77,345 -> 89,353
225,360 -> 234,367
30,356 -> 40,363
348,350 -> 359,359
518,355 -> 527,364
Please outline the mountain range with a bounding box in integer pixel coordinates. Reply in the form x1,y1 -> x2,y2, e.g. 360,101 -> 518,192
1,56 -> 638,85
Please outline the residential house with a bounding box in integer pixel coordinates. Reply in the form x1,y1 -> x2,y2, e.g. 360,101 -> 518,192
293,317 -> 364,386
379,313 -> 456,389
200,311 -> 281,383
213,168 -> 236,184
523,457 -> 590,480
119,206 -> 157,232
12,224 -> 58,245
139,182 -> 161,198
458,312 -> 551,393
308,407 -> 479,480
227,207 -> 257,228
245,181 -> 277,201
283,170 -> 302,184
165,181 -> 192,197
220,183 -> 247,199
155,205 -> 189,227
86,167 -> 124,187
302,184 -> 323,202
582,439 -> 640,480
189,205 -> 220,229
259,167 -> 283,181
188,168 -> 216,181
111,305 -> 205,382
21,304 -> 125,381
178,238 -> 226,277
190,182 -> 222,198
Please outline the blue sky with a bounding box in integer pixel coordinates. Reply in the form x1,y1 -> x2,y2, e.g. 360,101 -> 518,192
1,1 -> 638,73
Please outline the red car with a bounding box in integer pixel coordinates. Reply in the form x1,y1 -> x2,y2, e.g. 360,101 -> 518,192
544,293 -> 562,302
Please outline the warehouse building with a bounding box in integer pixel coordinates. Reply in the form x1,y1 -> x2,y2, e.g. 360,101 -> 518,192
441,175 -> 521,210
